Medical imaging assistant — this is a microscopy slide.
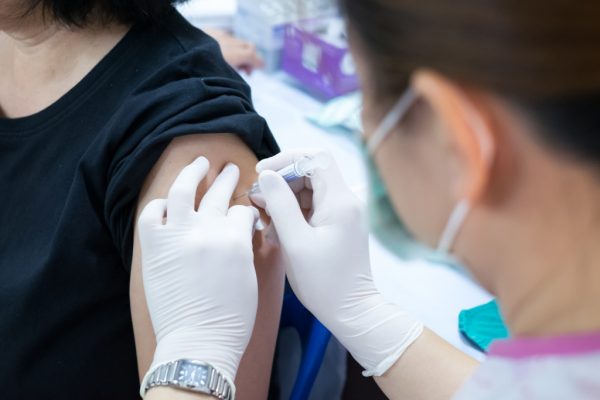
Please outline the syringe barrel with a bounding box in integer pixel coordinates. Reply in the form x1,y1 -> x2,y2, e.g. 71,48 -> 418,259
277,162 -> 306,182
247,161 -> 304,196
294,153 -> 332,177
248,153 -> 332,196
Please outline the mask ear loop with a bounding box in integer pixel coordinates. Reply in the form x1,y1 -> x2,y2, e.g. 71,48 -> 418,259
437,200 -> 472,253
367,89 -> 417,155
436,97 -> 495,254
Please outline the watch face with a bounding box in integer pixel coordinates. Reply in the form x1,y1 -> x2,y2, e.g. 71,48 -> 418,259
179,363 -> 209,388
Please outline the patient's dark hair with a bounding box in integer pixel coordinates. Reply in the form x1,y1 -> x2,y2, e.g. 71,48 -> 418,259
340,0 -> 600,166
27,0 -> 188,26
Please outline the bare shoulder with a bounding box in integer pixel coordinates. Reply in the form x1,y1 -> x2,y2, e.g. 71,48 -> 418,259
138,133 -> 260,209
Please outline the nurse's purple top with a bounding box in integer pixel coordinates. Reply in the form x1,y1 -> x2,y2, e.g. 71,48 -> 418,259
454,331 -> 600,399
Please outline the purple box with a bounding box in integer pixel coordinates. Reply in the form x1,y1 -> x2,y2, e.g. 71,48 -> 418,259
282,18 -> 359,100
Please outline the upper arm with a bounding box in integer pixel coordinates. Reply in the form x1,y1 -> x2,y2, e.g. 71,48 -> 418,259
135,133 -> 260,214
130,133 -> 282,391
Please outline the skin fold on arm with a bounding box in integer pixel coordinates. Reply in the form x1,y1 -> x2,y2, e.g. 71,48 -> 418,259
130,133 -> 285,400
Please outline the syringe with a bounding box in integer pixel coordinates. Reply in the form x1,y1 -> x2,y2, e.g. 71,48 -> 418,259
236,153 -> 332,199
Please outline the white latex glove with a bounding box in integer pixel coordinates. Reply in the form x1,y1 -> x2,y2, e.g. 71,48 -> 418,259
138,157 -> 260,394
254,150 -> 423,377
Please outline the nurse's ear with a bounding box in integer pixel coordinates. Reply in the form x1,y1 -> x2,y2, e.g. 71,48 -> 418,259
412,70 -> 496,203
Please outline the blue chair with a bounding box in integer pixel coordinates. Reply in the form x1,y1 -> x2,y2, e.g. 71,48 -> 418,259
280,289 -> 332,400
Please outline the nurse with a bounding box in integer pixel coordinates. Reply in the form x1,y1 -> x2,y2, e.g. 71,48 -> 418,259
138,0 -> 600,398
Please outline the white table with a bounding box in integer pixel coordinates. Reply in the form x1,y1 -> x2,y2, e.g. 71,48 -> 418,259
245,71 -> 493,361
177,0 -> 237,29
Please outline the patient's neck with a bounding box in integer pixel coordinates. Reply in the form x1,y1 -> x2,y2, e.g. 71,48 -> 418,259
0,10 -> 128,118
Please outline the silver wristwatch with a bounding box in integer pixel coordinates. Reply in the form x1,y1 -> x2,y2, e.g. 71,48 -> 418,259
143,359 -> 234,399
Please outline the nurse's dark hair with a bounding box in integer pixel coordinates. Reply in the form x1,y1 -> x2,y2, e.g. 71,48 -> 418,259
339,0 -> 600,165
26,0 -> 188,26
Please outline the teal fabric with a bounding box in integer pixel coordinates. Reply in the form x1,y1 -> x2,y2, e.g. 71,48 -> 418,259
459,300 -> 509,352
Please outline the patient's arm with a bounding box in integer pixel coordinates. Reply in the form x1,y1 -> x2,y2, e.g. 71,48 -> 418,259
130,133 -> 285,399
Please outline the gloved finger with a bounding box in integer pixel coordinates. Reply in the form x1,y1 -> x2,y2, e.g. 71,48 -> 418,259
167,157 -> 210,224
309,155 -> 349,200
249,191 -> 266,208
256,149 -> 322,173
259,171 -> 310,244
199,163 -> 240,216
228,205 -> 261,237
306,156 -> 354,225
138,198 -> 168,229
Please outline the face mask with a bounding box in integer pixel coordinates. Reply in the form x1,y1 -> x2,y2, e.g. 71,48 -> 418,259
361,89 -> 472,270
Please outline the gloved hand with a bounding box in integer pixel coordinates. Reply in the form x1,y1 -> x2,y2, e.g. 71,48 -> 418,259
255,150 -> 423,377
138,157 -> 260,393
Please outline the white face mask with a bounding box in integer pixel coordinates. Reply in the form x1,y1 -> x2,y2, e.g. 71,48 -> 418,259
363,88 -> 473,264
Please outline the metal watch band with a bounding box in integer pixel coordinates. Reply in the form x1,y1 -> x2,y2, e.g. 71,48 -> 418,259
144,359 -> 234,400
